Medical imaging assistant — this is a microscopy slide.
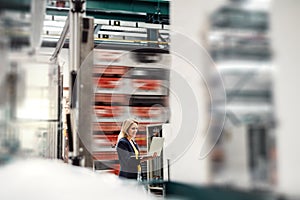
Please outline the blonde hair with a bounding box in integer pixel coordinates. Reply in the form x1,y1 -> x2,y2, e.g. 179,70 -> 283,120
117,119 -> 138,142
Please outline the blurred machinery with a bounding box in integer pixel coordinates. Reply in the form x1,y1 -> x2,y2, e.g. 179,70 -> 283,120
11,0 -> 171,170
92,46 -> 170,178
41,0 -> 171,176
0,61 -> 22,163
208,0 -> 275,188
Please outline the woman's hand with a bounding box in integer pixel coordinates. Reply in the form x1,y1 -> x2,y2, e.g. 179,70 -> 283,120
152,152 -> 157,158
140,152 -> 158,162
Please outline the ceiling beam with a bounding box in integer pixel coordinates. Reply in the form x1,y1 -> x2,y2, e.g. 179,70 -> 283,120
87,0 -> 169,15
0,0 -> 169,23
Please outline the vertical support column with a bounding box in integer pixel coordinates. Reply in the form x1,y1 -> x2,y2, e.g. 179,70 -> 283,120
147,29 -> 159,47
69,4 -> 74,72
30,0 -> 46,53
69,0 -> 85,157
271,0 -> 300,196
77,17 -> 94,167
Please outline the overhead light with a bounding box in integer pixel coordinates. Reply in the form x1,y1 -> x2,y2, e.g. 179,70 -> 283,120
100,25 -> 146,33
43,20 -> 66,28
216,60 -> 272,72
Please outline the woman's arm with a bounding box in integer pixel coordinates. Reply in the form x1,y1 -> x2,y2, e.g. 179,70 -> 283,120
117,140 -> 140,169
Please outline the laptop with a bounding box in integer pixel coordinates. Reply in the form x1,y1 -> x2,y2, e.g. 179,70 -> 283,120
131,137 -> 165,158
147,137 -> 165,157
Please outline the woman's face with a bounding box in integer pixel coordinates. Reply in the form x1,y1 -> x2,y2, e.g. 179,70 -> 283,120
127,123 -> 138,139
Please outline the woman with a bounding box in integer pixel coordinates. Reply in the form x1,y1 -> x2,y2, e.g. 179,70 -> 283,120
116,119 -> 156,180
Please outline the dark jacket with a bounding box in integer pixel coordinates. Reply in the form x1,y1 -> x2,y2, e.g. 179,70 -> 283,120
116,137 -> 141,179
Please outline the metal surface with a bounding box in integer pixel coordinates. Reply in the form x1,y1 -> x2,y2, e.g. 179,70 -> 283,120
50,15 -> 70,61
69,0 -> 85,156
77,17 -> 94,167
